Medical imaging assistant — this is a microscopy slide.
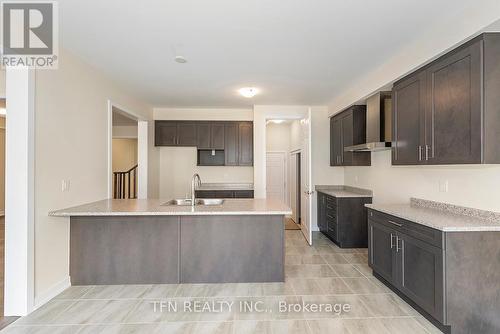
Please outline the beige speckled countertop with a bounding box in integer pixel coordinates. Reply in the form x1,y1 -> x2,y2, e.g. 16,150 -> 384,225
49,198 -> 291,217
316,185 -> 373,198
366,198 -> 500,232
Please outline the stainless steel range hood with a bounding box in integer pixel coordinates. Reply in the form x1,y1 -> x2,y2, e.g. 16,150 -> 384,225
344,92 -> 392,152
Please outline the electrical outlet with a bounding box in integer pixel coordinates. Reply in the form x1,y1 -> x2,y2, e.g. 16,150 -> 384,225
61,179 -> 70,192
439,180 -> 448,193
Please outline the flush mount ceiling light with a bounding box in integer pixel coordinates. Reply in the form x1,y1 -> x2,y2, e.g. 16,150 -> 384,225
174,56 -> 187,64
238,87 -> 259,98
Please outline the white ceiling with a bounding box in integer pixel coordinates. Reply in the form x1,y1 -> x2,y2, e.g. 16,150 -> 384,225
60,0 -> 482,107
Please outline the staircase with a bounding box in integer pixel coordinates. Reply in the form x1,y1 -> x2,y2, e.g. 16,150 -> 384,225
113,164 -> 138,199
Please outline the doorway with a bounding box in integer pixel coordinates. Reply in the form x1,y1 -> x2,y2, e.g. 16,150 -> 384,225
107,102 -> 148,199
111,108 -> 138,199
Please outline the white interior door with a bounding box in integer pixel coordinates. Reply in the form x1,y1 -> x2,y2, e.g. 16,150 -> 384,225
289,153 -> 298,223
300,110 -> 313,245
266,152 -> 286,204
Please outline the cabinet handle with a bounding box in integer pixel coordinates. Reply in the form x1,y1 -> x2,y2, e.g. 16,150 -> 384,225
396,236 -> 402,252
425,145 -> 430,161
390,233 -> 395,249
418,146 -> 422,161
387,220 -> 403,227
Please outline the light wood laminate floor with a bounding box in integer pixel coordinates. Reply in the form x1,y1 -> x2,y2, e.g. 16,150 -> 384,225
1,231 -> 441,334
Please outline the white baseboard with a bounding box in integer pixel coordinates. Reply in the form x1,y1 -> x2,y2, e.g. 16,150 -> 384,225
33,276 -> 71,311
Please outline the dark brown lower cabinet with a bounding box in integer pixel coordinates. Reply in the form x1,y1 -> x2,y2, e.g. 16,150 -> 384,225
368,209 -> 500,334
317,191 -> 372,248
368,212 -> 445,326
195,190 -> 254,199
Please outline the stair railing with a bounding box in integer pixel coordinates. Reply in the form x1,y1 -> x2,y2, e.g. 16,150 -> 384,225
113,164 -> 138,199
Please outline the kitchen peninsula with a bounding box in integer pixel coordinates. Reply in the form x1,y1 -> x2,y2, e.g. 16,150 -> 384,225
50,198 -> 291,285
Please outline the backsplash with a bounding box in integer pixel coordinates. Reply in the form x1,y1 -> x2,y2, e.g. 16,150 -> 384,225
411,197 -> 500,223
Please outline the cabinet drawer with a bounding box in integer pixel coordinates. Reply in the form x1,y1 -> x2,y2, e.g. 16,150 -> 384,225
326,209 -> 337,221
368,209 -> 444,249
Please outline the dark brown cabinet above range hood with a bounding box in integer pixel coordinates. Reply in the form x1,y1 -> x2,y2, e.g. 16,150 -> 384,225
344,92 -> 392,152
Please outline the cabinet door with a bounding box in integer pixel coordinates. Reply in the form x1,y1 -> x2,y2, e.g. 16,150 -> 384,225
426,40 -> 482,164
368,220 -> 398,285
211,123 -> 225,149
155,121 -> 177,146
233,190 -> 254,198
330,118 -> 343,166
392,72 -> 426,165
212,190 -> 234,198
330,118 -> 335,166
238,122 -> 253,166
397,233 -> 445,323
196,123 -> 211,149
341,112 -> 353,166
224,123 -> 239,166
195,190 -> 215,198
177,122 -> 197,146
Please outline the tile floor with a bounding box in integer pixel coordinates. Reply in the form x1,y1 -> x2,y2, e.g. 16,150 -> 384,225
1,231 -> 442,334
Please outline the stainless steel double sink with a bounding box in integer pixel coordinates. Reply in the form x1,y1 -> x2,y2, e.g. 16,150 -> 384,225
163,198 -> 225,206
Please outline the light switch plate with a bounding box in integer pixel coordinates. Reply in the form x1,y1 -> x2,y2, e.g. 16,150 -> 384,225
61,179 -> 70,192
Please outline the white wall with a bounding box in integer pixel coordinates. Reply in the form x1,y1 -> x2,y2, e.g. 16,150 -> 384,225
326,15 -> 500,213
254,105 -> 309,198
33,49 -> 152,306
154,107 -> 254,199
328,6 -> 500,115
154,108 -> 253,121
159,147 -> 253,199
112,138 -> 138,172
0,69 -> 5,97
266,122 -> 291,152
310,106 -> 343,230
112,125 -> 137,138
345,151 -> 500,212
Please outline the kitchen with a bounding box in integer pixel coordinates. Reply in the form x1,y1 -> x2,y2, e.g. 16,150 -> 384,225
2,2 -> 500,334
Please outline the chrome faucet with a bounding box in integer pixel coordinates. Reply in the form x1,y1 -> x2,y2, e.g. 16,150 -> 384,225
191,173 -> 202,206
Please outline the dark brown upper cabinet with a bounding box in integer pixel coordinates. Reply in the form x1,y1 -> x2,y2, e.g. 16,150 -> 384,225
238,122 -> 253,166
177,122 -> 197,146
196,123 -> 224,149
330,106 -> 371,166
393,33 -> 500,165
211,123 -> 225,150
155,121 -> 178,146
392,71 -> 426,165
155,121 -> 196,146
155,120 -> 252,166
224,122 -> 239,166
196,123 -> 211,149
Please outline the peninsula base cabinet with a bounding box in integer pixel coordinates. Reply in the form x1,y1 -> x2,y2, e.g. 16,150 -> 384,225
368,209 -> 500,334
317,191 -> 372,248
